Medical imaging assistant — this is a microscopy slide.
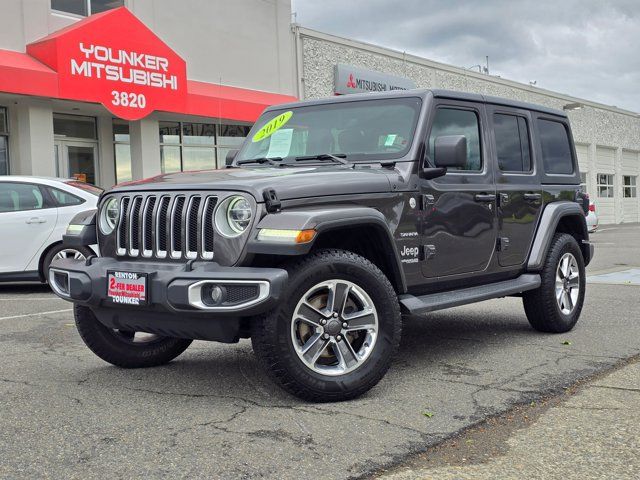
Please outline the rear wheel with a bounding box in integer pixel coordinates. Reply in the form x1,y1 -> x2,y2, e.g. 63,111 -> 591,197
251,250 -> 402,402
74,305 -> 192,368
523,233 -> 586,333
42,244 -> 93,282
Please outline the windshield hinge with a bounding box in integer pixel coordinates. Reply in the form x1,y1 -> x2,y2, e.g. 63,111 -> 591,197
263,188 -> 281,213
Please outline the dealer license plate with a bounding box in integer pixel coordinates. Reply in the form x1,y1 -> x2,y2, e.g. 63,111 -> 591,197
107,271 -> 148,306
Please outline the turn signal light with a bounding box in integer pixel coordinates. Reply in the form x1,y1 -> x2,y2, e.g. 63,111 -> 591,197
257,228 -> 316,244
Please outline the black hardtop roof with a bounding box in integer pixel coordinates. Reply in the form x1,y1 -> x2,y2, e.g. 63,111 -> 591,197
265,88 -> 566,118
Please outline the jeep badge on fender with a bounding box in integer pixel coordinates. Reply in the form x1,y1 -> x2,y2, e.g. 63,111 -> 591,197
50,89 -> 593,402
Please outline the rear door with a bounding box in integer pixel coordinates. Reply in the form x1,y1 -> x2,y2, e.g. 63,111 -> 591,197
0,182 -> 58,273
487,106 -> 543,267
420,101 -> 498,278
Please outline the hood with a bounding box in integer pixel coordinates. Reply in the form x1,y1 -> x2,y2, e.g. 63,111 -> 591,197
111,165 -> 395,201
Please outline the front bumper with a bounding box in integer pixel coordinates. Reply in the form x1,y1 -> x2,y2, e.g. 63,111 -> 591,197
49,257 -> 287,342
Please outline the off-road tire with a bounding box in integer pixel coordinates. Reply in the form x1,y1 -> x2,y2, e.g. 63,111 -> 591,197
251,249 -> 402,402
74,305 -> 192,368
523,233 -> 586,333
42,244 -> 94,282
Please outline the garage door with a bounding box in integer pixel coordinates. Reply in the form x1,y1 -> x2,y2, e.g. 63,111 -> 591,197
575,144 -> 590,194
622,150 -> 639,223
595,146 -> 616,224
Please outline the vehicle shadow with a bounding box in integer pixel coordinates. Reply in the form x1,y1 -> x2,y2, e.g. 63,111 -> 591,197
75,307 -> 543,405
0,283 -> 51,294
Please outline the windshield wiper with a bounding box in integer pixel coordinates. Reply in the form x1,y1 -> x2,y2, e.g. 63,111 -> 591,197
236,157 -> 283,166
295,153 -> 351,166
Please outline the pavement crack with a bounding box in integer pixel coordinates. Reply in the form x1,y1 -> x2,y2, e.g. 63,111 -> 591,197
591,385 -> 640,393
0,377 -> 40,387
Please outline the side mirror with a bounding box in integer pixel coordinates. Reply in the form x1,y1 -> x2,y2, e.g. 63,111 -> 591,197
225,149 -> 239,167
434,135 -> 467,169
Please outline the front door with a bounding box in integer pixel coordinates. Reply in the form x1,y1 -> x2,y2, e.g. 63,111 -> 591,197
55,140 -> 98,185
420,102 -> 498,278
487,106 -> 543,267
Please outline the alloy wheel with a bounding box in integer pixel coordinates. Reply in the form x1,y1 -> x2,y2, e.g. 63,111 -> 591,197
555,252 -> 580,315
53,249 -> 87,261
291,279 -> 378,376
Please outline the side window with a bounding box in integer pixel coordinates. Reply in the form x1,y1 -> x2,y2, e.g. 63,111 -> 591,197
537,119 -> 574,175
428,108 -> 482,171
494,114 -> 532,172
49,187 -> 84,207
0,183 -> 44,213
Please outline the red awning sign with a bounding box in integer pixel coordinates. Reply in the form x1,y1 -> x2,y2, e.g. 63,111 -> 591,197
27,7 -> 187,120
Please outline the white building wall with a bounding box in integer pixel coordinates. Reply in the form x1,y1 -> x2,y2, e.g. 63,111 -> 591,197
127,0 -> 296,96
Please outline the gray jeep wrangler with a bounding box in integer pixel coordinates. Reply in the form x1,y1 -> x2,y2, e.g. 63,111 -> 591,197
50,89 -> 593,402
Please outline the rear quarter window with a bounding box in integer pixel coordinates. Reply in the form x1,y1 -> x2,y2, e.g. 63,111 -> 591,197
49,187 -> 84,207
537,119 -> 574,175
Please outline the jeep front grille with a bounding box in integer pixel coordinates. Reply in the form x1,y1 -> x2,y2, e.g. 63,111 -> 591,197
116,193 -> 217,260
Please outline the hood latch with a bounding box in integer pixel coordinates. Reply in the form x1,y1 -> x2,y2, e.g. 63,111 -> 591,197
263,188 -> 281,213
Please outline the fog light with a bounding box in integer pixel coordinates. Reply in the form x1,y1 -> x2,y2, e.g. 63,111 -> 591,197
201,284 -> 226,306
210,285 -> 223,303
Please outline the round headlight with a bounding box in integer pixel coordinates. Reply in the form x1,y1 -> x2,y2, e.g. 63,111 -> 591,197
99,197 -> 120,234
215,195 -> 252,237
227,197 -> 252,233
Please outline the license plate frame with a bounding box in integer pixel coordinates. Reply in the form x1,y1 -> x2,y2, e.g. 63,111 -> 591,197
106,270 -> 149,306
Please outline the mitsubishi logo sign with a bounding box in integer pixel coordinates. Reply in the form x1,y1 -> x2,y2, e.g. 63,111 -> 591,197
346,73 -> 357,89
26,7 -> 187,120
335,64 -> 416,95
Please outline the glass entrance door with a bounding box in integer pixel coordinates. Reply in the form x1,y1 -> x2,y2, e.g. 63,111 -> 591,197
54,140 -> 98,184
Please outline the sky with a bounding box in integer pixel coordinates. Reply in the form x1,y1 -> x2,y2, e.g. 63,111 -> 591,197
291,0 -> 640,113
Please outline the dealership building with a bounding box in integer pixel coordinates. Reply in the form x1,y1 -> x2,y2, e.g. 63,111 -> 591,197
1,0 -> 639,224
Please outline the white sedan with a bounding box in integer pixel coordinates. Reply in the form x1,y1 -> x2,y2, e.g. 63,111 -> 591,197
0,176 -> 101,283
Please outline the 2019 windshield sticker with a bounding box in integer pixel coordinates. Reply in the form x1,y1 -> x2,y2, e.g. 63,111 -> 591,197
252,111 -> 293,143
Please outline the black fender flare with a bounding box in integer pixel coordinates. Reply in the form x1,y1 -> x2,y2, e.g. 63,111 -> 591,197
527,201 -> 592,270
245,207 -> 407,293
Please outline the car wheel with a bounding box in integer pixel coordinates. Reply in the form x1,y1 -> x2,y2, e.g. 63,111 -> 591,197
523,233 -> 586,333
42,244 -> 93,282
251,249 -> 402,402
74,305 -> 193,368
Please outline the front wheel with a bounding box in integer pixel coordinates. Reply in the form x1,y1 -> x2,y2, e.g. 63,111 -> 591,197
523,233 -> 586,333
74,305 -> 192,368
251,250 -> 402,402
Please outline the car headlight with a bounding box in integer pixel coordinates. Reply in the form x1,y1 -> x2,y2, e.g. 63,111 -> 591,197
99,197 -> 120,234
215,195 -> 252,237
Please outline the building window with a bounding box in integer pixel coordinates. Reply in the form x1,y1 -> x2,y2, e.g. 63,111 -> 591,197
158,122 -> 250,173
0,107 -> 8,175
51,0 -> 123,16
113,120 -> 131,184
624,176 -> 637,198
597,174 -> 615,198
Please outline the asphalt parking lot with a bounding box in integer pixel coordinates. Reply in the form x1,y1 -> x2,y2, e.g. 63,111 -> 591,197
1,224 -> 639,479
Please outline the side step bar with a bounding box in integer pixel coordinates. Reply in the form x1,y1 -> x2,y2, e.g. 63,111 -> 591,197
398,274 -> 541,315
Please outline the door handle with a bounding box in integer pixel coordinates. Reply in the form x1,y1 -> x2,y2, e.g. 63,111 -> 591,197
474,193 -> 496,202
26,217 -> 46,224
524,193 -> 542,202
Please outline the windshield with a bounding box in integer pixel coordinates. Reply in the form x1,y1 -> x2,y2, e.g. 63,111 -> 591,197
236,97 -> 422,164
